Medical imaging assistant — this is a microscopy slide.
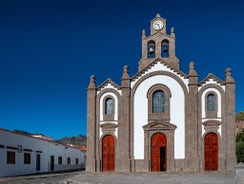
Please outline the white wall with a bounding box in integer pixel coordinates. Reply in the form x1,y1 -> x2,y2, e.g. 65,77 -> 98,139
99,92 -> 119,122
133,74 -> 186,159
99,92 -> 119,138
0,129 -> 85,177
201,88 -> 222,118
131,61 -> 188,88
201,87 -> 223,136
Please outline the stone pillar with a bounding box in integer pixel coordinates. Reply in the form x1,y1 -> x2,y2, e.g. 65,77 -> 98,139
169,27 -> 175,57
186,62 -> 199,171
86,75 -> 97,172
116,65 -> 131,171
224,68 -> 236,171
139,30 -> 148,71
141,29 -> 147,60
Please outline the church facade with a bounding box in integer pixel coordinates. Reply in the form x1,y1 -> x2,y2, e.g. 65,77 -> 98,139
86,14 -> 236,172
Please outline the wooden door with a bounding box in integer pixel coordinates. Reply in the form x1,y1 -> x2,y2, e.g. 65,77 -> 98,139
151,133 -> 167,171
205,133 -> 218,171
102,135 -> 115,171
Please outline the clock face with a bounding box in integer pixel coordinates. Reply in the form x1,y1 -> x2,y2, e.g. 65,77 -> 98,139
153,20 -> 164,30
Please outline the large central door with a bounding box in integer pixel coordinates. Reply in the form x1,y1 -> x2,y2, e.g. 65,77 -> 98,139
204,132 -> 218,171
151,133 -> 167,171
102,135 -> 115,171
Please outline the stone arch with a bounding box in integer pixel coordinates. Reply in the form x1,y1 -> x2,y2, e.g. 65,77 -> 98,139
198,84 -> 225,118
147,84 -> 172,120
132,71 -> 188,97
205,91 -> 218,118
161,39 -> 169,57
147,40 -> 156,58
97,88 -> 121,122
131,71 -> 188,161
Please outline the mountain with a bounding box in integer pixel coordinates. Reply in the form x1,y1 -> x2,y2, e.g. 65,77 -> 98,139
57,135 -> 87,146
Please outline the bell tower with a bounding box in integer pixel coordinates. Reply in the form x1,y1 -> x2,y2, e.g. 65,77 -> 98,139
138,14 -> 179,71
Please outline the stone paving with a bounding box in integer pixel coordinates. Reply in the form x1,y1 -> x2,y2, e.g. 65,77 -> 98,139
62,172 -> 237,184
1,170 -> 242,184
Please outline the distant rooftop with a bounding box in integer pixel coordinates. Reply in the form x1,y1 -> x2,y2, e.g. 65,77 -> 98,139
31,134 -> 54,141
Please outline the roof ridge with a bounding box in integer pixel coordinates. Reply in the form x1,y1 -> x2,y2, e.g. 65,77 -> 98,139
199,73 -> 224,86
131,58 -> 187,81
97,78 -> 120,91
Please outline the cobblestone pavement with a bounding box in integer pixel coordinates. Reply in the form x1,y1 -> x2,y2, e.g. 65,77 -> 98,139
0,170 -> 242,184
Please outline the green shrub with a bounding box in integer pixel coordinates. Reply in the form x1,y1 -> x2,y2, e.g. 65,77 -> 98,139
236,129 -> 244,163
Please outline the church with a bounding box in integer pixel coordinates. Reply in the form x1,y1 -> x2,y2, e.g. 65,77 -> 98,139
86,14 -> 236,172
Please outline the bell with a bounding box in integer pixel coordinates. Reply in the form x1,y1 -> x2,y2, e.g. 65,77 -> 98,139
149,47 -> 154,54
163,47 -> 168,53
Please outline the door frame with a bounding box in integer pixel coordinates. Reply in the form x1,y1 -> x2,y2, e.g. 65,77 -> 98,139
143,121 -> 176,172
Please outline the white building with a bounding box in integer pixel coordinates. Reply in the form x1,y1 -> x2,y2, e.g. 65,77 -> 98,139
0,128 -> 86,177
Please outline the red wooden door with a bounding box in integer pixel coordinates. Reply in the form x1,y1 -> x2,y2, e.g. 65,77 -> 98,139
151,133 -> 167,171
204,133 -> 218,171
102,135 -> 115,171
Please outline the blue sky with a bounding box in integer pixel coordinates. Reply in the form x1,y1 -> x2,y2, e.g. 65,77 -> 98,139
0,0 -> 244,139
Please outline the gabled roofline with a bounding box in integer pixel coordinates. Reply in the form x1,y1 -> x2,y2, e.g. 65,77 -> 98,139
199,73 -> 224,86
143,120 -> 177,130
131,58 -> 188,82
96,78 -> 121,91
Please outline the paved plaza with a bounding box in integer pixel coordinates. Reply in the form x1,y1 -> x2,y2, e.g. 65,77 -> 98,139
1,169 -> 243,184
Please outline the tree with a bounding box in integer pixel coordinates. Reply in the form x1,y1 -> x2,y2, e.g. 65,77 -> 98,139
236,111 -> 244,121
236,129 -> 244,163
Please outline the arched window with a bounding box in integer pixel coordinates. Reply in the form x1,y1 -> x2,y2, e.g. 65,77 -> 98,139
147,85 -> 171,120
152,90 -> 165,113
207,94 -> 215,111
161,39 -> 169,57
148,41 -> 155,58
105,98 -> 113,115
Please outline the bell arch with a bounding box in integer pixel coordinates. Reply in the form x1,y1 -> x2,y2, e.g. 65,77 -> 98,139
161,39 -> 169,57
147,40 -> 155,58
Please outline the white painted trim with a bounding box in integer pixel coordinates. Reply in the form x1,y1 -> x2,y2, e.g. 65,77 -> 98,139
97,83 -> 122,95
99,127 -> 118,138
202,124 -> 222,137
131,61 -> 188,89
198,79 -> 225,91
201,88 -> 222,118
99,92 -> 118,121
201,118 -> 222,136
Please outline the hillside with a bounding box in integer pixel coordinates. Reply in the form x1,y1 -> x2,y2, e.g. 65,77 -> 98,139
57,135 -> 87,146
